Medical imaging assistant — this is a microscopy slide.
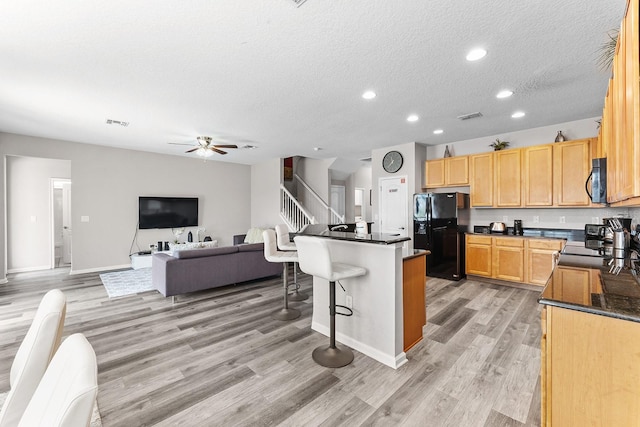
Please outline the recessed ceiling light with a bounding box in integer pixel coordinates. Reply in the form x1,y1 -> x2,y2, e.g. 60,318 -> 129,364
496,90 -> 513,99
511,111 -> 525,118
362,90 -> 376,100
466,48 -> 487,61
407,114 -> 419,122
433,129 -> 444,135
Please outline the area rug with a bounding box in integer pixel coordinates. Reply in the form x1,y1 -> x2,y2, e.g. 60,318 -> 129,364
99,267 -> 155,298
0,391 -> 102,426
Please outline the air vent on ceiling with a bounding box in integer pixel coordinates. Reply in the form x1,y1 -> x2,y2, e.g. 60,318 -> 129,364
457,112 -> 483,121
105,119 -> 129,127
291,0 -> 308,7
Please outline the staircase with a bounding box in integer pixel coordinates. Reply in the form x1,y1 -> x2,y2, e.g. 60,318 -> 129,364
280,174 -> 344,231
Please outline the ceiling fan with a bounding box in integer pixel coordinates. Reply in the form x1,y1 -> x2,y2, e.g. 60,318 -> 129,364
169,136 -> 238,156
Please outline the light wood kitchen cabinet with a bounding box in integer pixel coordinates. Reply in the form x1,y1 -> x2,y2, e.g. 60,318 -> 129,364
469,153 -> 493,207
542,305 -> 640,426
403,252 -> 427,352
425,156 -> 469,188
492,237 -> 525,282
525,239 -> 564,286
553,138 -> 595,206
494,149 -> 522,207
600,0 -> 640,205
523,145 -> 553,206
465,234 -> 492,277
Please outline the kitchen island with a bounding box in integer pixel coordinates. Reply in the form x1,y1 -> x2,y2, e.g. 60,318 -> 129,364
538,244 -> 640,426
295,224 -> 422,369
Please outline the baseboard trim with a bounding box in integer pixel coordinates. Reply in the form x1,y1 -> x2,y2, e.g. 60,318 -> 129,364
7,265 -> 51,274
70,264 -> 132,275
0,278 -> 7,285
311,321 -> 407,369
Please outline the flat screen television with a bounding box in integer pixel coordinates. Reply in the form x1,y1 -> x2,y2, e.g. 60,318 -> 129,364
138,196 -> 198,229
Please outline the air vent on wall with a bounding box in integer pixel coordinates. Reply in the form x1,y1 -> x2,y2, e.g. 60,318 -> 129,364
105,119 -> 129,127
457,112 -> 483,121
359,157 -> 372,162
291,0 -> 308,7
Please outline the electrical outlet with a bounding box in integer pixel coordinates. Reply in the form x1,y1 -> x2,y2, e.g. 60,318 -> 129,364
592,217 -> 600,224
345,295 -> 353,309
559,216 -> 566,223
533,216 -> 539,223
503,216 -> 508,223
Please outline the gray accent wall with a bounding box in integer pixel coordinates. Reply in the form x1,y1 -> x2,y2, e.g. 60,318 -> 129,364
0,132 -> 251,280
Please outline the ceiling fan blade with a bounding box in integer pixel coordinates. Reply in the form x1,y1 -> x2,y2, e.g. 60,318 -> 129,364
210,147 -> 227,155
186,148 -> 199,153
213,144 -> 238,149
168,142 -> 195,146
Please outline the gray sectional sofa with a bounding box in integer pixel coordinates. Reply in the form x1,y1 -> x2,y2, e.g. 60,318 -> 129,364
151,235 -> 281,298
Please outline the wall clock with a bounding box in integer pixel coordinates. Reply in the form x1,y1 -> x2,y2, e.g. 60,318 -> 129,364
382,150 -> 403,173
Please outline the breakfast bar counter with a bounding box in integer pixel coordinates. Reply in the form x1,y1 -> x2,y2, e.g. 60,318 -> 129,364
295,225 -> 415,368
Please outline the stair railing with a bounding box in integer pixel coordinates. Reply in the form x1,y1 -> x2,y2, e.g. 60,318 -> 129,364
293,174 -> 345,225
280,184 -> 315,232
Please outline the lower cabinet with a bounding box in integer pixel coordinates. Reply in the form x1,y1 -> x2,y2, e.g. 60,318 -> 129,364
542,306 -> 640,426
466,234 -> 564,286
403,253 -> 426,352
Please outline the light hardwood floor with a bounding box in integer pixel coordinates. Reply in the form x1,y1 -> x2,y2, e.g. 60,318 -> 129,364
0,267 -> 542,426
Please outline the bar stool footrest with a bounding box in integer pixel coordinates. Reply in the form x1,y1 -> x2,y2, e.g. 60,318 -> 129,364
335,304 -> 353,317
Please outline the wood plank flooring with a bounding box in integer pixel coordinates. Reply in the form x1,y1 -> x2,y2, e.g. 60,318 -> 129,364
0,267 -> 542,426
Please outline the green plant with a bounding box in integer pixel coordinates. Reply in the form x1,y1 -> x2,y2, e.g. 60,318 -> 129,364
597,29 -> 618,71
490,138 -> 510,151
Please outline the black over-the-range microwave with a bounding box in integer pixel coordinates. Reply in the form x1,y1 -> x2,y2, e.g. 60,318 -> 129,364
586,158 -> 607,204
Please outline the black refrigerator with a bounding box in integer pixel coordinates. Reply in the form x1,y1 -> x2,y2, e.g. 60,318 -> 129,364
413,192 -> 469,280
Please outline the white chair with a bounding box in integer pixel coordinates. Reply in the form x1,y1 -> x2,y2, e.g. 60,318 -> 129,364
0,289 -> 66,427
294,236 -> 366,368
18,333 -> 98,427
275,224 -> 308,302
263,229 -> 301,321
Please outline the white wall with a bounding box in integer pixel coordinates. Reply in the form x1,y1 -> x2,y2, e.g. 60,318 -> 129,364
250,158 -> 282,228
6,156 -> 71,272
0,132 -> 252,279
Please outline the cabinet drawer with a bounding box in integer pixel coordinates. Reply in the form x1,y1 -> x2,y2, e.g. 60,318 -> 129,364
494,237 -> 525,248
528,239 -> 565,251
467,234 -> 492,245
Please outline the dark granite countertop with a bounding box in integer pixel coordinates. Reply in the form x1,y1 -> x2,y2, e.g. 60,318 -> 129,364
469,227 -> 584,241
538,244 -> 640,323
295,224 -> 411,245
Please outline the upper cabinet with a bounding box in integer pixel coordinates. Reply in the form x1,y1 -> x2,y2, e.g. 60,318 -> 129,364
524,145 -> 553,206
469,153 -> 494,207
553,139 -> 595,206
425,156 -> 469,188
494,149 -> 522,207
600,0 -> 640,205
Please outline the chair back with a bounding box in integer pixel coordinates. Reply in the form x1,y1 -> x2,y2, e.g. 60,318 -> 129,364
262,229 -> 278,262
293,236 -> 333,281
275,224 -> 292,250
18,333 -> 98,427
0,289 -> 66,427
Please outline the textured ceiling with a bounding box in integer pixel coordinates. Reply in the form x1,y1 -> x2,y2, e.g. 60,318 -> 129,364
0,1 -> 626,164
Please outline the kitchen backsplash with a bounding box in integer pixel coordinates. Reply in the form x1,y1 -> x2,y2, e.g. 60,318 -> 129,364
470,207 -> 640,231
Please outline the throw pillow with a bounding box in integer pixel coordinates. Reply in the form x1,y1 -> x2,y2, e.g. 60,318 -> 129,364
169,240 -> 218,254
244,228 -> 264,244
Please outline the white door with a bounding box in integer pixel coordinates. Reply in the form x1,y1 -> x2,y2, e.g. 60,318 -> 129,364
379,176 -> 408,236
61,181 -> 72,265
330,185 -> 345,220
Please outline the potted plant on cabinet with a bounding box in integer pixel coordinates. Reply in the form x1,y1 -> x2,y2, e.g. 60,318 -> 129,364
490,138 -> 510,151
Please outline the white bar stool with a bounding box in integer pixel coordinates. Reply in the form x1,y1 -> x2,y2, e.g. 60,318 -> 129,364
294,236 -> 367,368
263,229 -> 301,321
275,224 -> 308,302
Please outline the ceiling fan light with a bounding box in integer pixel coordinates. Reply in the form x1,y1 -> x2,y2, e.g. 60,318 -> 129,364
197,147 -> 213,157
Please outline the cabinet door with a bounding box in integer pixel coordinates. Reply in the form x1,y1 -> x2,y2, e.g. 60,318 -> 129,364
403,255 -> 426,352
553,139 -> 593,206
425,159 -> 445,188
524,144 -> 553,206
469,153 -> 493,207
494,149 -> 522,207
466,242 -> 492,277
526,239 -> 564,286
493,237 -> 525,282
445,156 -> 469,186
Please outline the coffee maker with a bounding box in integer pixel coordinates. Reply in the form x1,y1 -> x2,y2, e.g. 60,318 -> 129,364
513,219 -> 523,235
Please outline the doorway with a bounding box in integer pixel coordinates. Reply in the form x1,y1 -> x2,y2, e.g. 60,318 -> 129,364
378,176 -> 408,236
330,185 -> 346,219
51,179 -> 71,268
355,188 -> 365,221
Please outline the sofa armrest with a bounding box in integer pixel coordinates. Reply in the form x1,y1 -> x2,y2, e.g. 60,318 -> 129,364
151,253 -> 173,296
233,234 -> 247,245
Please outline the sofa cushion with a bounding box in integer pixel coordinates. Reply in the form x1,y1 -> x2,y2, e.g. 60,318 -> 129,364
237,242 -> 264,252
174,246 -> 238,259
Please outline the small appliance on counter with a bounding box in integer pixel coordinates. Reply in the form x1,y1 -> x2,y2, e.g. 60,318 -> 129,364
513,220 -> 523,235
490,222 -> 507,234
